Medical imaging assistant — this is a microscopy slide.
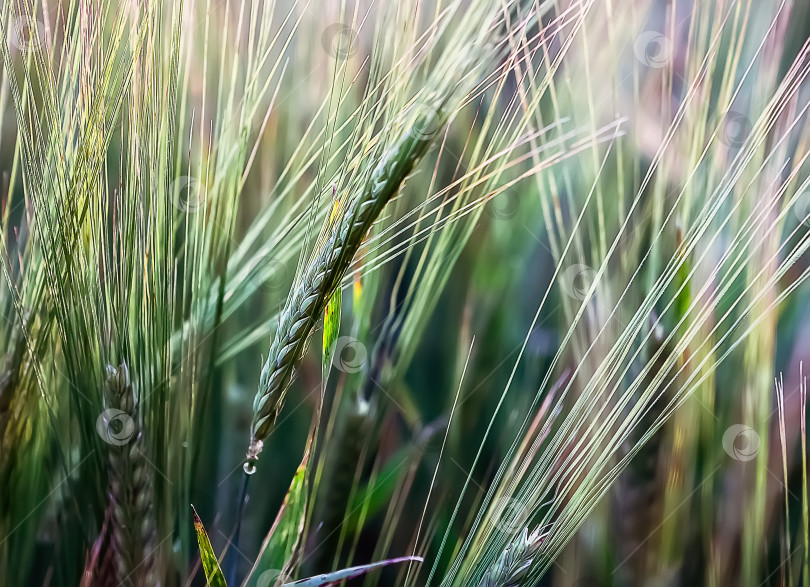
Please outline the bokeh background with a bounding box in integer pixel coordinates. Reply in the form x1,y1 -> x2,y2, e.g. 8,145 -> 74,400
1,0 -> 810,585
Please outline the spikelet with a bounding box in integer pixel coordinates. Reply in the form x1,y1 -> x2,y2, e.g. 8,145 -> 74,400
478,527 -> 545,587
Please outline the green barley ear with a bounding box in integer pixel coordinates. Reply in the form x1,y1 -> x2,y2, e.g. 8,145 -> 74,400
246,101 -> 444,466
306,394 -> 373,575
100,363 -> 157,586
478,527 -> 545,587
245,0 -> 511,470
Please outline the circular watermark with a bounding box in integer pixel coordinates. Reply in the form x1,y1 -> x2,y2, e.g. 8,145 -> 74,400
794,191 -> 810,227
486,190 -> 519,220
331,336 -> 367,373
171,176 -> 206,213
494,497 -> 530,534
720,111 -> 751,149
412,417 -> 447,455
633,31 -> 672,68
257,569 -> 293,587
96,409 -> 137,446
9,17 -> 46,53
559,264 -> 597,301
722,424 -> 760,461
408,100 -> 442,141
321,23 -> 358,59
247,256 -> 289,296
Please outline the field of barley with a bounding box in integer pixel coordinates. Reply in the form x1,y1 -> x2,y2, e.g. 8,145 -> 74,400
1,0 -> 809,585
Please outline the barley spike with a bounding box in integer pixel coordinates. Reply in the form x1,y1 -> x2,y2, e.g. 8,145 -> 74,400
102,362 -> 157,586
247,106 -> 443,463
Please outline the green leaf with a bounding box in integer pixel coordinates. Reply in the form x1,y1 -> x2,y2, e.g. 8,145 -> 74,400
192,505 -> 228,587
322,287 -> 342,382
282,556 -> 423,586
244,453 -> 310,586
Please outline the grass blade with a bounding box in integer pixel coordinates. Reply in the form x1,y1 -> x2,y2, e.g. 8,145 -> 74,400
245,452 -> 310,586
285,556 -> 423,586
192,506 -> 228,587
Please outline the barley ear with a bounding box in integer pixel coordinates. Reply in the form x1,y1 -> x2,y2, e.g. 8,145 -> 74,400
306,394 -> 373,574
102,363 -> 158,586
247,102 -> 443,466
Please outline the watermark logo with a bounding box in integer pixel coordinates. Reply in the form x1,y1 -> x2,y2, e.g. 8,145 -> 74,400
408,100 -> 442,141
332,336 -> 367,373
96,409 -> 137,446
486,191 -> 519,220
171,176 -> 206,213
794,191 -> 810,227
413,417 -> 447,455
9,17 -> 46,53
722,424 -> 759,461
633,31 -> 672,68
247,256 -> 289,296
494,497 -> 529,534
257,569 -> 293,587
720,111 -> 751,149
559,264 -> 597,301
321,23 -> 358,59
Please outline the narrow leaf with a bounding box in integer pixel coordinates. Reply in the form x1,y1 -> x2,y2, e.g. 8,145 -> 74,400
322,286 -> 342,382
244,450 -> 311,586
192,505 -> 228,587
284,556 -> 423,586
